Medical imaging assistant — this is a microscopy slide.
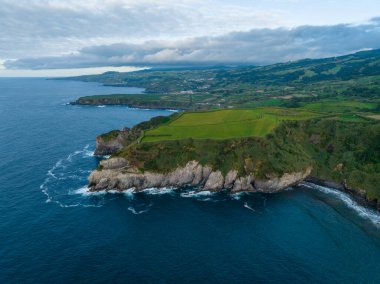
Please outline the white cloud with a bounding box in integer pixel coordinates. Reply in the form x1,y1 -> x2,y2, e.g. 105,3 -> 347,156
1,0 -> 380,75
5,19 -> 380,70
0,0 -> 283,59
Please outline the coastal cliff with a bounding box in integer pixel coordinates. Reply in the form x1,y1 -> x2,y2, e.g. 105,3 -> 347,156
94,128 -> 130,156
89,156 -> 380,211
89,158 -> 312,193
94,114 -> 178,156
87,114 -> 380,211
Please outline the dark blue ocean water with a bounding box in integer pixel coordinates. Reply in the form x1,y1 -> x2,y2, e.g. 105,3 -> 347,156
1,78 -> 380,283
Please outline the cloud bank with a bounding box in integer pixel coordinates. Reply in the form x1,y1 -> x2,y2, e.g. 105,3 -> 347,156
5,18 -> 380,69
0,0 -> 284,59
1,0 -> 380,72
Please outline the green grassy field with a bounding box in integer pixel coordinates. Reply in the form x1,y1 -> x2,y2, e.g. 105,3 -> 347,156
301,101 -> 378,113
142,108 -> 320,142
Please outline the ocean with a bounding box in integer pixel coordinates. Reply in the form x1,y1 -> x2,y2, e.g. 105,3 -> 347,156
0,78 -> 379,283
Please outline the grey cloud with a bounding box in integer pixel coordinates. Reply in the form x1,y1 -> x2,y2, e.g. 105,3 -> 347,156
0,0 -> 282,59
0,0 -> 200,58
5,18 -> 380,69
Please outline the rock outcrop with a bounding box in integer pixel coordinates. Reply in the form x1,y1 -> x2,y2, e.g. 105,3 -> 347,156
100,157 -> 129,170
254,169 -> 312,192
94,128 -> 130,156
204,171 -> 224,191
232,175 -> 255,192
89,158 -> 313,194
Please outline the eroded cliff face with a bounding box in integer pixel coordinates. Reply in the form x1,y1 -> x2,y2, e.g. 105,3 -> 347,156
94,128 -> 130,156
89,158 -> 312,193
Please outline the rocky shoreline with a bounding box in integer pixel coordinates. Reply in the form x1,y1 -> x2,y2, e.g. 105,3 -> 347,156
89,157 -> 312,194
87,156 -> 380,212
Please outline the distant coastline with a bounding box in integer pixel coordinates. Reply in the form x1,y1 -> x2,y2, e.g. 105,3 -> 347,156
70,99 -> 181,111
70,95 -> 191,110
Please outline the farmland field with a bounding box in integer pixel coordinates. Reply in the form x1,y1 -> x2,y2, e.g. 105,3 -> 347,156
142,108 -> 320,142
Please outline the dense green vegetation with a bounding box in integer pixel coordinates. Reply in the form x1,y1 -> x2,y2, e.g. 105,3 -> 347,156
297,101 -> 378,113
99,113 -> 178,144
116,116 -> 380,202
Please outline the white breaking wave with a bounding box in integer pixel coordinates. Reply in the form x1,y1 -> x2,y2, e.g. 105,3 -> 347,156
143,187 -> 176,195
71,186 -> 105,196
40,145 -> 106,208
83,150 -> 95,158
128,203 -> 153,215
301,182 -> 380,227
180,190 -> 214,198
244,202 -> 255,212
66,150 -> 83,162
230,192 -> 247,200
46,159 -> 62,178
120,188 -> 136,198
127,107 -> 153,111
71,185 -> 90,195
71,186 -> 136,198
198,197 -> 213,202
127,207 -> 150,214
41,158 -> 65,202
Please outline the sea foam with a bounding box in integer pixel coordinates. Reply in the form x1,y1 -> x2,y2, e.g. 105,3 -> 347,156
244,202 -> 256,212
127,203 -> 153,215
143,187 -> 176,195
301,182 -> 380,227
180,190 -> 214,198
40,145 -> 108,208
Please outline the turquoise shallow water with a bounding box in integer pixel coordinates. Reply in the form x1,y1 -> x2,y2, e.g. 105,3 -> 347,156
0,78 -> 380,283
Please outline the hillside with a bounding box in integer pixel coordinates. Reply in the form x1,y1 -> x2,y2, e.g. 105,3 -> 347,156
70,49 -> 380,110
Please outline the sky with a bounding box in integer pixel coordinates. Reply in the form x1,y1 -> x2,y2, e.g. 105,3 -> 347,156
1,0 -> 380,76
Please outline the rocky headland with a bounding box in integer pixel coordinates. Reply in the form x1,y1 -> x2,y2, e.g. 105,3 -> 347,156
86,116 -> 380,212
89,155 -> 380,211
